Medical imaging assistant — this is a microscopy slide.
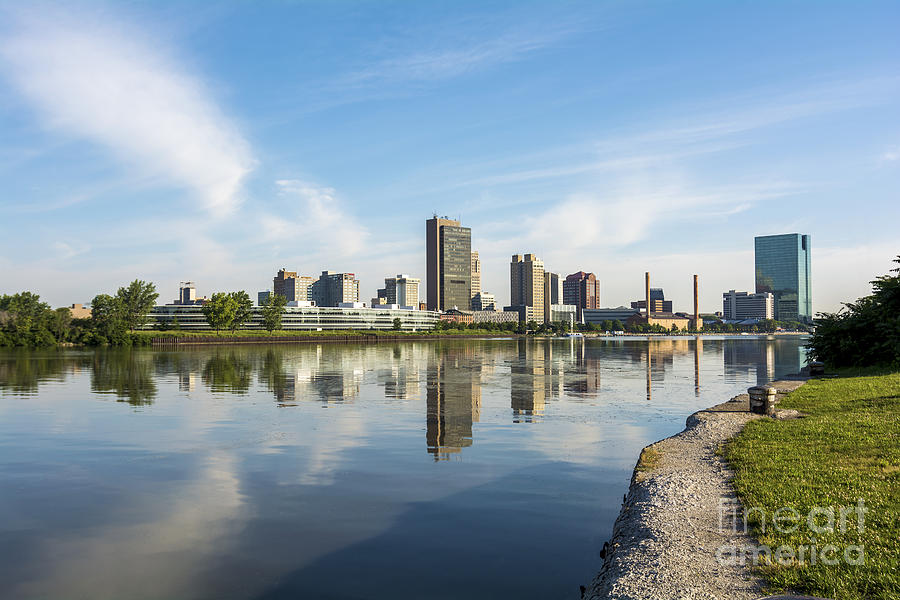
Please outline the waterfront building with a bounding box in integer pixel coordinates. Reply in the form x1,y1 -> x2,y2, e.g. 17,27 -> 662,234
510,253 -> 545,323
549,304 -> 577,325
583,307 -> 640,326
311,271 -> 360,307
470,251 -> 481,308
383,274 -> 420,309
440,308 -> 474,325
563,271 -> 600,322
626,312 -> 693,331
631,288 -> 673,313
257,291 -> 270,306
273,269 -> 315,303
146,304 -> 439,331
722,290 -> 775,320
472,291 -> 496,311
472,310 -> 519,325
754,233 -> 812,322
426,216 -> 472,311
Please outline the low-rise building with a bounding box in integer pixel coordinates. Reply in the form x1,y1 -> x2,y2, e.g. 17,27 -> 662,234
440,308 -> 474,325
548,304 -> 577,325
504,304 -> 541,323
472,310 -> 519,325
627,312 -> 694,331
583,307 -> 640,325
146,305 -> 439,331
67,303 -> 92,319
722,290 -> 775,320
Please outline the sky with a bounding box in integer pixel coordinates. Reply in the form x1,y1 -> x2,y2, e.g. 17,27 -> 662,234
0,0 -> 897,313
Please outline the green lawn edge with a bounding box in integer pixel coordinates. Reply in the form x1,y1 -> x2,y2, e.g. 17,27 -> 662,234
724,369 -> 900,600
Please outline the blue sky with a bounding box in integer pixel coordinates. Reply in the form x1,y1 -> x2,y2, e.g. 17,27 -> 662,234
0,0 -> 897,312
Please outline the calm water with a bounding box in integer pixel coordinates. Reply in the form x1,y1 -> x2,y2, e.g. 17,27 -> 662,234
0,336 -> 807,600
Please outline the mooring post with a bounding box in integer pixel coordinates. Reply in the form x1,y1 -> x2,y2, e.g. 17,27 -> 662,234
748,385 -> 777,415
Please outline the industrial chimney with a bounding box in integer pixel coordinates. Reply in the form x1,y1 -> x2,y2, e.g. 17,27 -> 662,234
693,274 -> 701,330
645,272 -> 651,318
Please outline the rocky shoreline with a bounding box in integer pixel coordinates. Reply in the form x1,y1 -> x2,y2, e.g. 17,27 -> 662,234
585,379 -> 807,600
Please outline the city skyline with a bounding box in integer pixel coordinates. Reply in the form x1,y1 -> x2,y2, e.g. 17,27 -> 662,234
1,2 -> 898,312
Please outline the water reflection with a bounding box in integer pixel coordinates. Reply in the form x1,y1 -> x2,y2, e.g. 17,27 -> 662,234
426,343 -> 481,460
90,350 -> 157,406
0,337 -> 810,600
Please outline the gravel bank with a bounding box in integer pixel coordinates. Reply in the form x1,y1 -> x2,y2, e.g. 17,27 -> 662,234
585,379 -> 807,600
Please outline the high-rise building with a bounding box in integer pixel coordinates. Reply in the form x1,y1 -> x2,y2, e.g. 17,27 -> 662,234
311,271 -> 360,307
273,269 -> 315,303
472,291 -> 496,311
563,271 -> 600,321
755,233 -> 812,322
470,251 -> 481,307
258,291 -> 271,306
722,290 -> 775,320
509,253 -> 544,323
383,274 -> 420,308
426,216 -> 471,311
543,272 -> 563,324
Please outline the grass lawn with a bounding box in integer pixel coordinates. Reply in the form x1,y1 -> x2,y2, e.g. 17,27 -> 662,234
726,370 -> 900,600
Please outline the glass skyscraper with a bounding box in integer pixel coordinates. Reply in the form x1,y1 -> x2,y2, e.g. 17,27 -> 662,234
754,233 -> 812,323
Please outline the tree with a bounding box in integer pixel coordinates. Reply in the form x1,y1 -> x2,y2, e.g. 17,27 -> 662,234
809,255 -> 900,367
0,292 -> 56,346
116,280 -> 158,332
202,292 -> 238,334
260,293 -> 287,334
392,317 -> 403,331
90,294 -> 126,340
51,307 -> 73,341
229,291 -> 254,333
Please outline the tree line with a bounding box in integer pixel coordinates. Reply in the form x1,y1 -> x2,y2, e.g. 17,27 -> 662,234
0,281 -> 293,347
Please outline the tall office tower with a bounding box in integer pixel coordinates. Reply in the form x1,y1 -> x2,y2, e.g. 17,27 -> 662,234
383,274 -> 420,308
426,216 -> 472,311
510,253 -> 545,323
755,233 -> 812,322
542,272 -> 562,324
563,271 -> 600,321
311,271 -> 360,307
470,251 -> 482,307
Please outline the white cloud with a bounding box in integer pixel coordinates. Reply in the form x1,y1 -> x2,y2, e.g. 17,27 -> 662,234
265,180 -> 370,259
0,9 -> 254,213
880,146 -> 900,163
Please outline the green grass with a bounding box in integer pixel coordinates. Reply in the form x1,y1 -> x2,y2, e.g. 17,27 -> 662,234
725,370 -> 900,600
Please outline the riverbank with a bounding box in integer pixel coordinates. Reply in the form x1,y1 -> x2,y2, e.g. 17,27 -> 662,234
585,378 -> 807,600
726,370 -> 900,600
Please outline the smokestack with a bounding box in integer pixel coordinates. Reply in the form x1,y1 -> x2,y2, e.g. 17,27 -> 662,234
645,272 -> 651,317
693,274 -> 700,330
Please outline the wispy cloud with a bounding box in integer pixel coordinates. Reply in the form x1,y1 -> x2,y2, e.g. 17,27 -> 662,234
880,146 -> 900,163
263,180 -> 369,260
341,27 -> 575,88
0,9 -> 254,213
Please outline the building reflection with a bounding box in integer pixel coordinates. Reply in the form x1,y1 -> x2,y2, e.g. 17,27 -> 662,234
425,343 -> 482,460
565,338 -> 601,397
723,337 -> 803,385
377,344 -> 423,401
259,345 -> 369,406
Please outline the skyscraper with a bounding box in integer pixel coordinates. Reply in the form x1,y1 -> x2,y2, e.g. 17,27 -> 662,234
754,233 -> 812,322
563,271 -> 600,321
510,253 -> 545,323
426,216 -> 472,311
543,272 -> 562,324
470,251 -> 481,308
383,274 -> 420,308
